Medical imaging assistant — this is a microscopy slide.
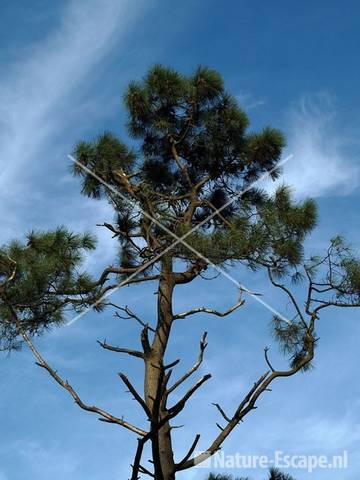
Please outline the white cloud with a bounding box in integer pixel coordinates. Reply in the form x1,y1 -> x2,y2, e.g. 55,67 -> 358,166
0,0 -> 137,182
0,0 -> 145,243
236,92 -> 265,110
277,93 -> 360,198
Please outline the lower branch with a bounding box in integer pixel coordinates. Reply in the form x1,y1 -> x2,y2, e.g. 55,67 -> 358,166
15,318 -> 146,436
178,342 -> 315,471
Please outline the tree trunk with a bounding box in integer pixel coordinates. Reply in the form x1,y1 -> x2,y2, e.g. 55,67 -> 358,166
144,256 -> 176,480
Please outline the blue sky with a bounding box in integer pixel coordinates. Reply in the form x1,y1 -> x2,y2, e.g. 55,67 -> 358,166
0,1 -> 360,479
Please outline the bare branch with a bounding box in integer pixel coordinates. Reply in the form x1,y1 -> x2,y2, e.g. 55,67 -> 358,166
313,300 -> 360,315
97,265 -> 159,287
168,374 -> 211,418
19,328 -> 146,436
113,304 -> 155,332
118,373 -> 151,417
138,465 -> 155,478
179,335 -> 316,471
212,403 -> 231,423
141,325 -> 152,355
167,332 -> 208,395
173,300 -> 244,320
99,275 -> 160,296
266,267 -> 306,325
131,435 -> 149,480
176,434 -> 201,470
97,340 -> 144,359
97,222 -> 122,237
264,347 -> 275,372
173,262 -> 207,285
164,358 -> 181,370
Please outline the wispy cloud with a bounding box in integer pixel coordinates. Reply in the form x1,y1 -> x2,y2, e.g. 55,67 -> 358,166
278,93 -> 360,198
0,0 -> 145,243
236,92 -> 265,110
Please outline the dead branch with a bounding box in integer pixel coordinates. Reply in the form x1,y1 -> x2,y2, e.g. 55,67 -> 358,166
7,306 -> 146,437
113,304 -> 155,332
97,340 -> 144,359
168,374 -> 211,419
118,373 -> 151,417
176,434 -> 201,469
173,300 -> 244,320
167,332 -> 208,395
21,330 -> 147,436
178,342 -> 315,471
264,347 -> 275,372
212,403 -> 231,423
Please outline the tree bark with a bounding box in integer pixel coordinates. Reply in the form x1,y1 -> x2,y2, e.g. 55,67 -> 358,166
144,256 -> 176,480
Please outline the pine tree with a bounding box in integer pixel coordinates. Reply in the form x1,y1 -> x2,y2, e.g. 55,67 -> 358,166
208,473 -> 250,480
207,468 -> 296,480
1,66 -> 360,480
268,468 -> 296,480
